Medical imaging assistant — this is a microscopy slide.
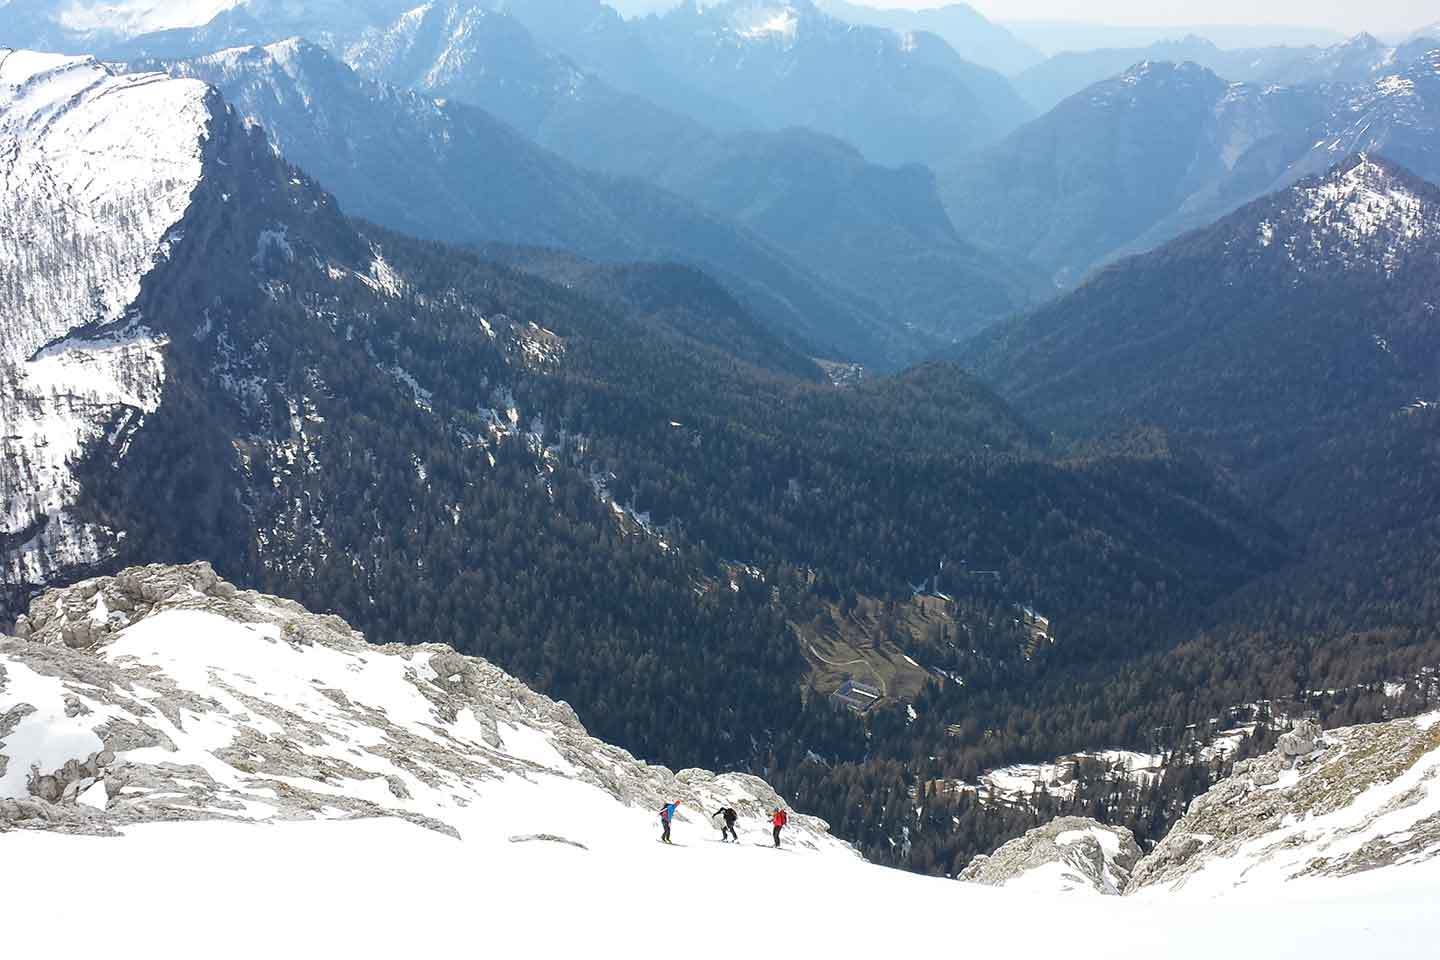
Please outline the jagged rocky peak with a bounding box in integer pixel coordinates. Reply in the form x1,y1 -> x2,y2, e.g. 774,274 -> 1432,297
0,563 -> 847,853
959,816 -> 1143,895
1128,713 -> 1440,896
723,2 -> 804,43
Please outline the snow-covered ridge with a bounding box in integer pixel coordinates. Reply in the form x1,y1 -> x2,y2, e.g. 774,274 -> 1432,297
1302,156 -> 1426,242
1263,155 -> 1439,275
0,50 -> 209,362
1,563 -> 847,853
0,51 -> 211,590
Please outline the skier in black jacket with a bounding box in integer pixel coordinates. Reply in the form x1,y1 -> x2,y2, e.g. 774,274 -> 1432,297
713,806 -> 740,843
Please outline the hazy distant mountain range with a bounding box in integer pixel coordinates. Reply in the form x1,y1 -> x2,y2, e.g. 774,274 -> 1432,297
1014,31 -> 1437,112
1002,20 -> 1347,57
815,0 -> 1043,74
942,49 -> 1440,285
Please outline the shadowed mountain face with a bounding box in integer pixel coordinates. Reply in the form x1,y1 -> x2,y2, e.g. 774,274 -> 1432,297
646,127 -> 1048,342
971,156 -> 1440,439
967,156 -> 1440,649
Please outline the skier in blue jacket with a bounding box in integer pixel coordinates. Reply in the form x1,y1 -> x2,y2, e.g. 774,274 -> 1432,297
659,801 -> 681,843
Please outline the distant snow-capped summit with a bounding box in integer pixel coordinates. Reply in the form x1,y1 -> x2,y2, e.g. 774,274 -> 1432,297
725,3 -> 802,44
51,0 -> 243,36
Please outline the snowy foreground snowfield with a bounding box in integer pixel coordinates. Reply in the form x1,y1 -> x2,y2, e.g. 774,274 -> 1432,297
3,564 -> 1439,958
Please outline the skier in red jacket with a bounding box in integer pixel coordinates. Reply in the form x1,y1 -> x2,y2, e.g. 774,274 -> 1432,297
771,807 -> 788,847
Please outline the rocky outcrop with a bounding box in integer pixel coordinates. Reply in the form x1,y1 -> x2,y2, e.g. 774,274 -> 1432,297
959,816 -> 1142,894
1128,715 -> 1440,895
1276,718 -> 1325,764
1,563 -> 848,853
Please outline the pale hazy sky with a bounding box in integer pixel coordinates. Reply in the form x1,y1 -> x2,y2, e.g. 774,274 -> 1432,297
611,1 -> 1434,36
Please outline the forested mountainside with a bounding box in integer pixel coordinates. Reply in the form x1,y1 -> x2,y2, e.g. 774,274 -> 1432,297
970,156 -> 1440,466
952,159 -> 1440,853
475,247 -> 828,383
943,49 -> 1440,285
2,52 -> 1302,874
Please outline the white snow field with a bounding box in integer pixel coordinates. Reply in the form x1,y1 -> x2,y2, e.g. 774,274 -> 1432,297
4,813 -> 1438,958
4,566 -> 1440,958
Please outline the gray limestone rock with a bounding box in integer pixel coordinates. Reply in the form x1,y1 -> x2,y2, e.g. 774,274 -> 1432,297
1277,719 -> 1325,762
959,816 -> 1142,894
1129,716 -> 1440,892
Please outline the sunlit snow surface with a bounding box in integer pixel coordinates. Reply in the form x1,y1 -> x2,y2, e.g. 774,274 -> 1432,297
729,4 -> 800,43
0,51 -> 206,363
3,802 -> 1438,958
4,592 -> 1440,956
1296,156 -> 1428,274
0,52 -> 206,583
55,0 -> 242,35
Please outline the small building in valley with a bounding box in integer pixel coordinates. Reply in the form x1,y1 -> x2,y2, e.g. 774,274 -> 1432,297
832,679 -> 883,714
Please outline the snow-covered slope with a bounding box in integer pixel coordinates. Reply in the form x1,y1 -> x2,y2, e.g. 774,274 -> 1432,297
1,562 -> 846,848
4,564 -> 1440,958
0,50 -> 207,588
